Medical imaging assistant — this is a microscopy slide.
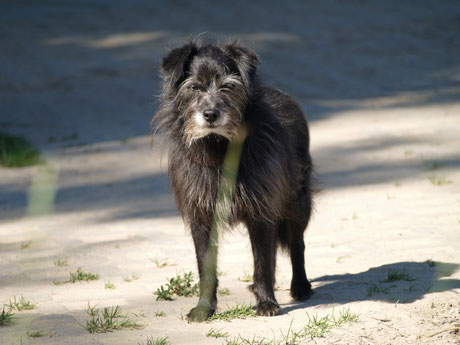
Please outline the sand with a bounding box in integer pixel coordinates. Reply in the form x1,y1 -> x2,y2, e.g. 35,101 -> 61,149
1,1 -> 459,344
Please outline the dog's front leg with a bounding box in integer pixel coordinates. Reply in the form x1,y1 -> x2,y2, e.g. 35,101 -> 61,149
247,221 -> 280,316
187,223 -> 218,322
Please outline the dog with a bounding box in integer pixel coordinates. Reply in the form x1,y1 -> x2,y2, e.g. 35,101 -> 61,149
152,40 -> 315,322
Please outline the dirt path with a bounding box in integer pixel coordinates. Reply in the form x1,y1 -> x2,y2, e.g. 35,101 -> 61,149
1,1 -> 459,344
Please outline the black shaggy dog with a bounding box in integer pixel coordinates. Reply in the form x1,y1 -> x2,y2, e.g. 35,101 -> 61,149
152,40 -> 314,322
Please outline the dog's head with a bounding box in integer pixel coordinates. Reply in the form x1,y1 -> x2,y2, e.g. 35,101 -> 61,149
160,40 -> 259,145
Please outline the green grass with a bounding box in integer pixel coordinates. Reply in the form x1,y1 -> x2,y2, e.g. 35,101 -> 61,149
383,269 -> 415,282
26,330 -> 54,338
218,288 -> 231,296
154,272 -> 199,301
208,304 -> 257,321
223,308 -> 359,344
238,272 -> 253,283
54,257 -> 69,267
154,311 -> 166,317
424,161 -> 444,170
54,268 -> 99,285
425,259 -> 437,267
105,281 -> 116,290
0,132 -> 40,167
20,241 -> 32,250
206,328 -> 229,338
82,304 -> 144,333
367,282 -> 389,296
139,336 -> 170,345
123,274 -> 140,282
150,257 -> 171,268
6,295 -> 36,311
428,175 -> 452,186
0,306 -> 15,325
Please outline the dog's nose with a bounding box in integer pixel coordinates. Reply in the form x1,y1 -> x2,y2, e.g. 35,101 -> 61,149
203,109 -> 220,124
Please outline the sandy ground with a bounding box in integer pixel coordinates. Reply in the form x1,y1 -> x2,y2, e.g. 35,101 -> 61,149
1,1 -> 460,344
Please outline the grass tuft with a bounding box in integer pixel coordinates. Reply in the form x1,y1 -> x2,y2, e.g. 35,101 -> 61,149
54,257 -> 69,267
428,175 -> 452,186
383,269 -> 415,282
208,304 -> 257,321
26,330 -> 54,338
150,257 -> 172,268
154,272 -> 199,301
154,311 -> 166,317
139,336 -> 170,345
367,282 -> 389,296
54,267 -> 99,285
0,307 -> 15,326
105,281 -> 116,290
123,274 -> 140,282
206,327 -> 229,338
238,272 -> 253,283
83,304 -> 144,333
0,132 -> 40,167
6,295 -> 36,311
20,241 -> 32,250
218,288 -> 231,296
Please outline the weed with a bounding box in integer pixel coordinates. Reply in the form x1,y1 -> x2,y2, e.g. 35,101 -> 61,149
105,281 -> 116,290
7,295 -> 36,311
428,175 -> 452,186
154,311 -> 166,317
150,257 -> 171,268
217,270 -> 227,277
424,161 -> 444,170
425,259 -> 437,267
83,304 -> 144,333
54,257 -> 69,267
238,272 -> 253,283
54,268 -> 99,285
408,282 -> 418,292
218,288 -> 231,296
154,272 -> 199,301
206,327 -> 229,338
208,304 -> 257,321
20,241 -> 32,250
140,336 -> 170,345
26,330 -> 54,338
0,307 -> 15,325
123,274 -> 140,282
394,182 -> 401,187
367,282 -> 389,296
383,269 -> 415,282
0,132 -> 40,167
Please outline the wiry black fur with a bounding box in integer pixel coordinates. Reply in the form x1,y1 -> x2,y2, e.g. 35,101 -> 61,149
152,39 -> 315,321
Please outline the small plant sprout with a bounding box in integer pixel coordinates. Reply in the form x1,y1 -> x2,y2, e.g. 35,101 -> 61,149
54,257 -> 69,267
20,241 -> 32,250
238,272 -> 253,283
428,175 -> 452,186
367,282 -> 389,296
7,295 -> 36,311
123,274 -> 141,282
54,268 -> 99,285
105,281 -> 116,290
218,288 -> 231,296
206,327 -> 229,338
26,330 -> 54,338
150,256 -> 171,268
154,311 -> 166,317
83,304 -> 144,333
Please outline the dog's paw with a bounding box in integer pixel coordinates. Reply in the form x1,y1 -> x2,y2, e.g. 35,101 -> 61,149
187,305 -> 215,322
256,301 -> 280,316
290,279 -> 313,301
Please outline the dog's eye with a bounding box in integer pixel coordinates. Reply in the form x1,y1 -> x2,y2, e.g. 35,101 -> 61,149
190,84 -> 204,92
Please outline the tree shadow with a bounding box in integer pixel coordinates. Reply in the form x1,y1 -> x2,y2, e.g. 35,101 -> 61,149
281,261 -> 459,314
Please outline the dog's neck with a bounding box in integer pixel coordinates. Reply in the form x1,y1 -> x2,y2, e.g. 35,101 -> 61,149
185,134 -> 228,168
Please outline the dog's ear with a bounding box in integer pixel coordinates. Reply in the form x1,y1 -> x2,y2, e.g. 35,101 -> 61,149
221,41 -> 259,87
161,42 -> 199,90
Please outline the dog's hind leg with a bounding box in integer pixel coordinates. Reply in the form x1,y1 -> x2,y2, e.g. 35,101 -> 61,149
187,223 -> 218,322
246,220 -> 280,316
281,216 -> 313,301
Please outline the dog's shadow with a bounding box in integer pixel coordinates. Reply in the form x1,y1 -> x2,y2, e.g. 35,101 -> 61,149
281,261 -> 459,313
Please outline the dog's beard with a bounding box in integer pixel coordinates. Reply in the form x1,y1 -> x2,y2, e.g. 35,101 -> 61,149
184,111 -> 241,146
